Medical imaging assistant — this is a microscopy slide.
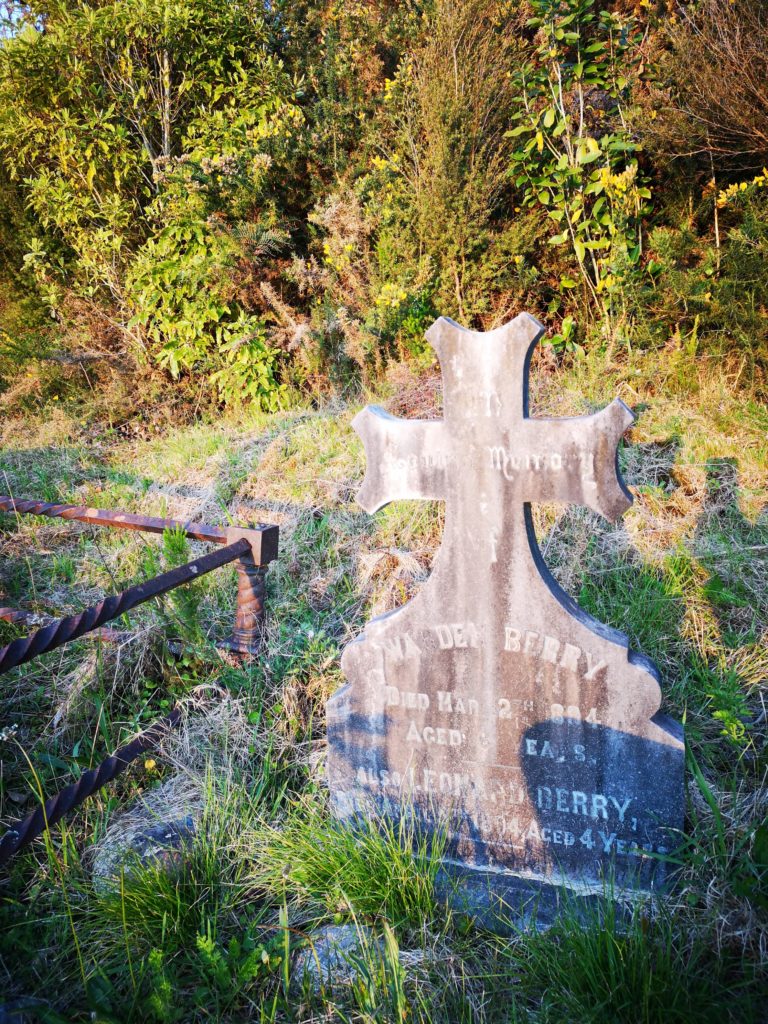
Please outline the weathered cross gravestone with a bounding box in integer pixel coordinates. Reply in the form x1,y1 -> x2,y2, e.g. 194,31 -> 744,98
327,313 -> 684,927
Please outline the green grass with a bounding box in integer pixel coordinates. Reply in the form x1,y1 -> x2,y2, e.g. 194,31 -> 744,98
506,900 -> 760,1024
0,346 -> 766,1021
248,803 -> 447,927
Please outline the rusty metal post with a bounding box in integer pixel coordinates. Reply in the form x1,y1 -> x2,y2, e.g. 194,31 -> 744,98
220,525 -> 278,657
223,553 -> 267,656
0,496 -> 279,666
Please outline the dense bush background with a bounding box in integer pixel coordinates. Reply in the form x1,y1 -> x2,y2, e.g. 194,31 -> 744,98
0,0 -> 766,411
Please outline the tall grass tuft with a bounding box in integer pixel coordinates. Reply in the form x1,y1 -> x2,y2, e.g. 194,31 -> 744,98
505,896 -> 759,1024
247,803 -> 447,928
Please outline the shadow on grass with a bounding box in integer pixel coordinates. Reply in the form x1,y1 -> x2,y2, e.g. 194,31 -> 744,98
562,455 -> 764,762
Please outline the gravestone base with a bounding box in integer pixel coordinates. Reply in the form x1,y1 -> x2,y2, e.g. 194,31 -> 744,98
436,859 -> 657,933
328,708 -> 684,932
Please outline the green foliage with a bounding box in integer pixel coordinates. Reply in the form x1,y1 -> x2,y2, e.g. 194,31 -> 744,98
158,526 -> 203,644
2,0 -> 768,398
285,0 -> 530,384
137,926 -> 284,1022
509,898 -> 758,1023
124,78 -> 295,407
0,0 -> 298,405
144,948 -> 179,1024
508,0 -> 651,343
625,186 -> 768,367
369,0 -> 525,325
272,0 -> 422,184
250,803 -> 446,927
0,278 -> 54,399
128,209 -> 285,409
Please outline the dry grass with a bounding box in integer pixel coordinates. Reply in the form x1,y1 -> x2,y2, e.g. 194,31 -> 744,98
0,345 -> 765,1020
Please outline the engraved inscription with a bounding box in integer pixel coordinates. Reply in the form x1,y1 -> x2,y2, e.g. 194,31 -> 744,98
503,627 -> 608,681
374,633 -> 421,660
437,691 -> 479,715
434,622 -> 480,649
535,787 -> 633,823
406,721 -> 463,746
525,739 -> 587,763
386,687 -> 429,710
488,447 -> 563,480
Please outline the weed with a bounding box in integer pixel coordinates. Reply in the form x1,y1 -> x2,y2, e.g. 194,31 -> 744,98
159,526 -> 203,646
507,898 -> 758,1023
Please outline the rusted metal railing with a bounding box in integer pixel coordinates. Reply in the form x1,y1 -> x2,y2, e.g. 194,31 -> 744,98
0,709 -> 181,868
0,496 -> 279,867
0,606 -> 125,642
0,538 -> 253,674
0,495 -> 279,662
0,497 -> 232,544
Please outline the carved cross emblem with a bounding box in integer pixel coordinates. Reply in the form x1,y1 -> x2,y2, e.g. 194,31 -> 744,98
327,314 -> 683,883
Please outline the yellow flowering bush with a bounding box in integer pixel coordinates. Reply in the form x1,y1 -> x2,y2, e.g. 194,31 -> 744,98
375,283 -> 409,311
716,170 -> 768,209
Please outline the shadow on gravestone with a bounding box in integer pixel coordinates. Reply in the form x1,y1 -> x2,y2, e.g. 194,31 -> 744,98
326,313 -> 685,931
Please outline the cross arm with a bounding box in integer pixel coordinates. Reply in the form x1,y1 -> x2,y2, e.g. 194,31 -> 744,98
352,406 -> 451,514
521,398 -> 635,521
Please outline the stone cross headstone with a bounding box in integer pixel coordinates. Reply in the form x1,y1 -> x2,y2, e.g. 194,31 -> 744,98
327,314 -> 684,927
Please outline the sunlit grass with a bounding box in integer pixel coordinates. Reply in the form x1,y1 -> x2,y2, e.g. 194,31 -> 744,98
0,348 -> 765,1020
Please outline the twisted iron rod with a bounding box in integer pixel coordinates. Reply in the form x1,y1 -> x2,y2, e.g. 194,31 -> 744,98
0,501 -> 277,867
0,537 -> 251,676
0,708 -> 182,867
0,495 -> 228,544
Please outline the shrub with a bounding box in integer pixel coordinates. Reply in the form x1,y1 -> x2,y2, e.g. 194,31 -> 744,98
126,153 -> 289,409
641,0 -> 768,177
0,0 -> 299,407
508,0 -> 651,344
373,0 -> 526,325
629,184 -> 768,372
